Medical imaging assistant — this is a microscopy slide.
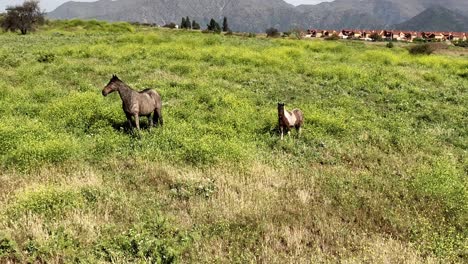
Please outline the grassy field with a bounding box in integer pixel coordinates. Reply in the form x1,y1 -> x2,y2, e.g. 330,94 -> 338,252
0,20 -> 467,263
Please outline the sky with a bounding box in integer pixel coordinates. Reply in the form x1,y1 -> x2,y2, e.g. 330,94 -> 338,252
0,0 -> 331,12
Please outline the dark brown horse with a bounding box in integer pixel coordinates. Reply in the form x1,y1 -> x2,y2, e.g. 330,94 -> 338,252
102,75 -> 163,130
278,102 -> 304,140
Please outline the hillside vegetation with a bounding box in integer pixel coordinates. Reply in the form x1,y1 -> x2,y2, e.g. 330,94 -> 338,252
0,20 -> 467,263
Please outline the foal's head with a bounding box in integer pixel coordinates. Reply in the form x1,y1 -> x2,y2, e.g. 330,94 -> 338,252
102,75 -> 122,96
278,102 -> 285,112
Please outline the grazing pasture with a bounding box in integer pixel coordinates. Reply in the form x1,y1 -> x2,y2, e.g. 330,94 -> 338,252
0,20 -> 467,263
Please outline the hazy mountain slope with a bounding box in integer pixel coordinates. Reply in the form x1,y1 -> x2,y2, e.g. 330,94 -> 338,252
298,0 -> 468,28
395,6 -> 468,31
48,0 -> 468,31
48,0 -> 301,32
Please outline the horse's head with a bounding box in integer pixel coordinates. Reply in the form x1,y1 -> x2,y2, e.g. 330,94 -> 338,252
102,75 -> 121,97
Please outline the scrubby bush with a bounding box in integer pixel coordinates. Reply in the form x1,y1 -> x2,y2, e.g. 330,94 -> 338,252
386,41 -> 394,48
454,40 -> 468,48
266,27 -> 280,38
37,52 -> 56,63
96,219 -> 190,263
413,37 -> 426,43
0,233 -> 18,260
163,22 -> 177,29
370,32 -> 383,42
290,28 -> 304,40
324,33 -> 339,41
409,43 -> 435,55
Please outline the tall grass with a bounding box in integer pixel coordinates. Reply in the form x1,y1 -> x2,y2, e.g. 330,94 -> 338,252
0,20 -> 466,262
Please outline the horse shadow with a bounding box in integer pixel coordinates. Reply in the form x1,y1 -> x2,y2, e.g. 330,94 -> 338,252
110,120 -> 155,134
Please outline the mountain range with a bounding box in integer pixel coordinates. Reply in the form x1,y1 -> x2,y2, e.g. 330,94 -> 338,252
48,0 -> 468,32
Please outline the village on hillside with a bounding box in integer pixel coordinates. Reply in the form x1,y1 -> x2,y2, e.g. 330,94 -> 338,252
306,29 -> 468,42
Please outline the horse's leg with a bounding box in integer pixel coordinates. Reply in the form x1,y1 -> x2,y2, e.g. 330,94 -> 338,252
148,114 -> 154,128
152,110 -> 159,127
134,114 -> 140,130
157,108 -> 163,127
280,126 -> 284,140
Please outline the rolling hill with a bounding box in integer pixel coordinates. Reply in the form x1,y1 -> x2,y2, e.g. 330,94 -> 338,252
395,6 -> 468,32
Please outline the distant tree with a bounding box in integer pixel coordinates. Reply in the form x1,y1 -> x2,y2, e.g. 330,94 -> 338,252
181,17 -> 186,29
185,16 -> 191,29
369,32 -> 383,42
192,20 -> 201,30
222,17 -> 229,32
207,18 -> 221,33
2,0 -> 44,35
266,27 -> 280,38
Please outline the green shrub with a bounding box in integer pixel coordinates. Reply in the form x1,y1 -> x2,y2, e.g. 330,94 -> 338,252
0,233 -> 18,260
324,33 -> 340,41
37,52 -> 56,63
247,32 -> 256,38
409,44 -> 435,55
386,41 -> 394,48
413,37 -> 426,43
454,40 -> 468,48
266,27 -> 280,38
96,219 -> 190,263
370,32 -> 383,42
163,22 -> 177,29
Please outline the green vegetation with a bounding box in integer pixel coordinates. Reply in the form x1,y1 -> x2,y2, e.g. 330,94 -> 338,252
1,0 -> 44,35
455,40 -> 468,48
206,18 -> 221,33
266,27 -> 280,38
0,19 -> 467,263
386,41 -> 394,49
409,43 -> 436,55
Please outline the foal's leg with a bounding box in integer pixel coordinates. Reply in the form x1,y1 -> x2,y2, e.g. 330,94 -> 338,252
296,126 -> 302,138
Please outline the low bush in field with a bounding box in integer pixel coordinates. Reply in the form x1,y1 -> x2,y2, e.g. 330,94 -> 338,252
324,34 -> 340,41
454,40 -> 468,47
266,27 -> 280,38
409,43 -> 435,55
96,219 -> 190,263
